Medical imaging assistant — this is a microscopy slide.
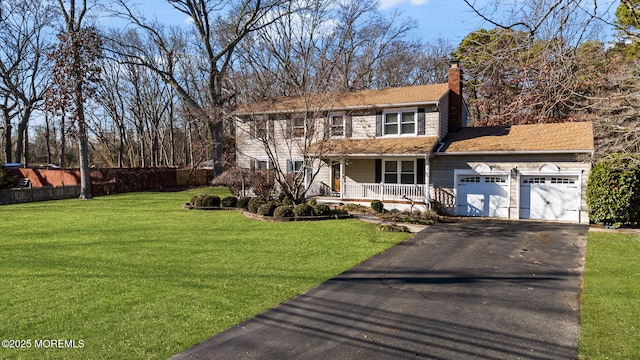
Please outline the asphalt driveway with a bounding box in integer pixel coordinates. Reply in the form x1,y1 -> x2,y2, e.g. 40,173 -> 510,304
171,219 -> 588,360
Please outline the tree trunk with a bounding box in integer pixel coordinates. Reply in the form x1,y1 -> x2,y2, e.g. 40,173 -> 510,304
3,115 -> 11,163
77,117 -> 92,199
59,113 -> 66,168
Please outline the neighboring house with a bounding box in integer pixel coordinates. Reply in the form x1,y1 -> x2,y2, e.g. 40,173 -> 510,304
234,62 -> 594,223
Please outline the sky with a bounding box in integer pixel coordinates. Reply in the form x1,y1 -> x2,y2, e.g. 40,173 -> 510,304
126,0 -> 620,46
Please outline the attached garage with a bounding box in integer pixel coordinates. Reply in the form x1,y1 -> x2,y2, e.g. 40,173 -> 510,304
456,174 -> 509,218
432,122 -> 594,224
519,175 -> 581,222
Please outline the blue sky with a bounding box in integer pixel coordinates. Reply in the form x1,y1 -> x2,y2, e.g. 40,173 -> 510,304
129,0 -> 620,46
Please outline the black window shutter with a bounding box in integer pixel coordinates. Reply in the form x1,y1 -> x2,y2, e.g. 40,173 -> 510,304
375,111 -> 382,136
285,118 -> 292,139
417,158 -> 425,184
417,108 -> 426,135
268,116 -> 275,139
375,159 -> 382,183
345,115 -> 353,138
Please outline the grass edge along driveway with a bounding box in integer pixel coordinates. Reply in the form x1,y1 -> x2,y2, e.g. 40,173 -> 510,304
579,230 -> 640,359
0,187 -> 410,360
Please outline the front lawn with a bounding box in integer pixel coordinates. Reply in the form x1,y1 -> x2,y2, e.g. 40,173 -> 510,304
0,187 -> 410,360
579,231 -> 640,359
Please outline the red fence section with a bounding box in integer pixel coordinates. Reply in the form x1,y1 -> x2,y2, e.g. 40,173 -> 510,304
10,167 -> 214,196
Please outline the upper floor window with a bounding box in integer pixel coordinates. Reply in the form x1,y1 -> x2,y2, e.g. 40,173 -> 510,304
383,109 -> 416,136
330,114 -> 345,137
292,117 -> 305,138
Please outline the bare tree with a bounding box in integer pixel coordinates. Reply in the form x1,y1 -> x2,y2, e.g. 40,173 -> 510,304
109,0 -> 294,177
0,0 -> 54,164
47,0 -> 103,199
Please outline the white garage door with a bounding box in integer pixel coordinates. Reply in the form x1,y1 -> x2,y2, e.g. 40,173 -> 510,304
457,175 -> 509,218
520,176 -> 580,222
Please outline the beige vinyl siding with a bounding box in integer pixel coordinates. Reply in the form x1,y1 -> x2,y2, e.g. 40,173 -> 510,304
425,111 -> 440,137
438,93 -> 449,138
344,159 -> 376,184
350,114 -> 377,138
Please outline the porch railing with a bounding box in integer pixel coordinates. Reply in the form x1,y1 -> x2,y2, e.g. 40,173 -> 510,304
342,183 -> 426,202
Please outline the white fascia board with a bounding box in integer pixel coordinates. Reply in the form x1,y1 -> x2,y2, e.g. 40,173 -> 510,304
322,153 -> 428,158
236,101 -> 440,116
435,150 -> 595,156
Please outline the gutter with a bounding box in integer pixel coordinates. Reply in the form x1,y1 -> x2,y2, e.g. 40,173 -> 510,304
434,150 -> 595,155
235,101 -> 441,116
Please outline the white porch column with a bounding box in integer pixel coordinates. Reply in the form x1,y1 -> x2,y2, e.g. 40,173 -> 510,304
340,159 -> 345,200
424,154 -> 431,208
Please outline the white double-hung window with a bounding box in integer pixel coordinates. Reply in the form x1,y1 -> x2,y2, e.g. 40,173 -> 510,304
383,108 -> 416,136
384,160 -> 416,184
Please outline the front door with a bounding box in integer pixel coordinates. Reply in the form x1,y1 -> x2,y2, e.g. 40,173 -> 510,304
332,163 -> 341,192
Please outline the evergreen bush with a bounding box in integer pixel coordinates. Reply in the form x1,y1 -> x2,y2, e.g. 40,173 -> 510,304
257,202 -> 278,216
247,197 -> 267,213
236,197 -> 251,209
273,205 -> 294,218
293,203 -> 314,217
201,195 -> 220,207
313,204 -> 331,216
0,166 -> 17,190
370,200 -> 384,213
587,154 -> 640,225
221,196 -> 238,208
190,194 -> 206,207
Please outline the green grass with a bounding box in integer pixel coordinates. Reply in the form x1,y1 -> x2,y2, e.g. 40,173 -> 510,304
0,187 -> 410,359
579,231 -> 640,359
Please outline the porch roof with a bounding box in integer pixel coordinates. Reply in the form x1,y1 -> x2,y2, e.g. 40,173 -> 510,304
312,136 -> 440,157
440,122 -> 594,153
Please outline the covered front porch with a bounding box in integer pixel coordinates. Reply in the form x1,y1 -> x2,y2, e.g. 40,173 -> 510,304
319,157 -> 429,204
312,136 -> 440,208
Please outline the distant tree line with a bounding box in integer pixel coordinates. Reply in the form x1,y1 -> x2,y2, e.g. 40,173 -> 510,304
0,0 -> 637,181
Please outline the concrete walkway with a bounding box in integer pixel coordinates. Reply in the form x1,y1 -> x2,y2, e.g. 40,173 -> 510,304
171,219 -> 588,360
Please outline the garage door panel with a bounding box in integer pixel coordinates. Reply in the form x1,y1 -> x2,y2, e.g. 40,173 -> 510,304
520,176 -> 579,222
457,175 -> 509,218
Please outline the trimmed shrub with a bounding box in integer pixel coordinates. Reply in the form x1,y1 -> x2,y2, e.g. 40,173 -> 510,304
236,197 -> 251,209
257,202 -> 278,216
273,205 -> 294,218
307,198 -> 317,206
587,154 -> 640,225
313,204 -> 331,216
247,197 -> 267,213
281,196 -> 295,206
293,203 -> 315,217
331,208 -> 349,218
221,196 -> 238,208
381,210 -> 441,226
201,195 -> 220,207
190,194 -> 204,207
189,194 -> 220,208
0,166 -> 17,190
370,200 -> 384,213
342,203 -> 370,213
377,223 -> 411,233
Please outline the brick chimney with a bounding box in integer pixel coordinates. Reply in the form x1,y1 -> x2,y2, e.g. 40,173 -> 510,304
448,61 -> 463,132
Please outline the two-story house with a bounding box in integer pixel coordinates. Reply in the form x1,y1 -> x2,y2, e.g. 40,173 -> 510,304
235,63 -> 594,223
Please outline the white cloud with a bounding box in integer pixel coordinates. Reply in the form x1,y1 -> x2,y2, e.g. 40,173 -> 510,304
378,0 -> 429,11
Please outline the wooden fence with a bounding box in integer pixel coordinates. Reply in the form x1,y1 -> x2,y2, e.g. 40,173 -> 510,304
0,186 -> 81,205
1,167 -> 215,204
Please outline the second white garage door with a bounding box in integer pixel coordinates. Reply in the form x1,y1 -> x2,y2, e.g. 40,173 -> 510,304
457,175 -> 509,218
519,176 -> 580,222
